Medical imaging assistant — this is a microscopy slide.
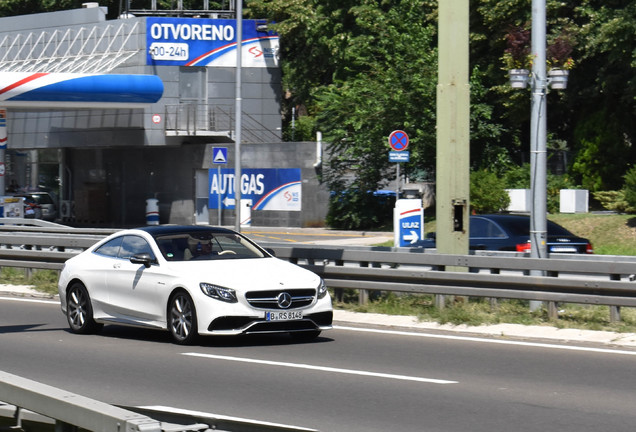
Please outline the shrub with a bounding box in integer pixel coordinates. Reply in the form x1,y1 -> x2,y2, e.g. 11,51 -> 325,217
593,190 -> 636,213
470,169 -> 510,213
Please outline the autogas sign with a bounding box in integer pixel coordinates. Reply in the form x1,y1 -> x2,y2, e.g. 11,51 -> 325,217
146,17 -> 279,67
209,168 -> 301,211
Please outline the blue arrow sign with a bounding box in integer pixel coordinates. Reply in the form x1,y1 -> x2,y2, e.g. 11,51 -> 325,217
394,203 -> 424,247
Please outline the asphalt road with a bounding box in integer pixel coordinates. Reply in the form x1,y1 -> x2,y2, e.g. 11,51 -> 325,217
2,297 -> 636,432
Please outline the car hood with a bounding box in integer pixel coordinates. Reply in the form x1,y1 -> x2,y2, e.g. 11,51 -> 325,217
166,257 -> 321,291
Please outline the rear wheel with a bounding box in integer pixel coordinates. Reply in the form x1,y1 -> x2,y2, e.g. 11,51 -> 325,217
168,291 -> 198,345
66,282 -> 101,334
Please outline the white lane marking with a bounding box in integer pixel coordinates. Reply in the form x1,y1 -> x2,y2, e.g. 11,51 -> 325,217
136,405 -> 318,431
0,296 -> 58,305
334,325 -> 636,356
182,352 -> 457,384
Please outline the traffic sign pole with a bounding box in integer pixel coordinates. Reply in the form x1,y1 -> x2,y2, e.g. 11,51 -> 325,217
217,165 -> 221,223
212,147 -> 228,225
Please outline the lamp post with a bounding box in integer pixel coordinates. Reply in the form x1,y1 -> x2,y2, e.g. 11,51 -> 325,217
508,0 -> 569,311
529,0 -> 548,311
530,0 -> 548,264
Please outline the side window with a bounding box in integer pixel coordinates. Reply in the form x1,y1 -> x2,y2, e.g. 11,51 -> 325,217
488,221 -> 507,238
470,218 -> 506,238
94,236 -> 124,258
470,218 -> 489,238
119,236 -> 155,260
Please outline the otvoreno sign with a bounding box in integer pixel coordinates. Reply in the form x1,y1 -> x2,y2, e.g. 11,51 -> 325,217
146,17 -> 279,67
209,168 -> 301,211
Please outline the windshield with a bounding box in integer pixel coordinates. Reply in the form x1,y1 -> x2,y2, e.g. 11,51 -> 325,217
155,231 -> 267,261
30,193 -> 55,205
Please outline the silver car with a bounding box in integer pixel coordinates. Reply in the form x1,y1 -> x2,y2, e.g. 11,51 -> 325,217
16,192 -> 57,221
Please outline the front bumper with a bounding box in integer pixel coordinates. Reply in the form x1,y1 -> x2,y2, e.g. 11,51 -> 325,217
203,310 -> 333,335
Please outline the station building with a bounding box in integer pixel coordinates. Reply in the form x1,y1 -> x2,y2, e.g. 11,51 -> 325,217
0,4 -> 328,227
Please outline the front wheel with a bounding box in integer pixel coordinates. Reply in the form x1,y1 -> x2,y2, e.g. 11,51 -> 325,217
168,291 -> 198,345
66,282 -> 101,334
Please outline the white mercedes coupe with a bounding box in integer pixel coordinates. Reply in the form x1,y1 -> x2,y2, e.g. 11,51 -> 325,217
58,225 -> 333,344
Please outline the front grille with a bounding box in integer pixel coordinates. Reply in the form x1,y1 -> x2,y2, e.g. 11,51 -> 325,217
245,289 -> 316,310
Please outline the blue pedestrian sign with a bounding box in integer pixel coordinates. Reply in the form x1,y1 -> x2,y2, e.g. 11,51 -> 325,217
394,199 -> 424,247
212,147 -> 228,164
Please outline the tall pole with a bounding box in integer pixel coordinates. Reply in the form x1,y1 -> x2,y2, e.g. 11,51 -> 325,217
234,1 -> 242,232
530,0 -> 548,309
0,108 -> 6,195
436,1 -> 470,258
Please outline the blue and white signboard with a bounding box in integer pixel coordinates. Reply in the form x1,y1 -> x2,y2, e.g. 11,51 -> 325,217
389,150 -> 409,163
147,17 -> 279,68
394,199 -> 424,247
209,168 -> 301,211
212,147 -> 228,164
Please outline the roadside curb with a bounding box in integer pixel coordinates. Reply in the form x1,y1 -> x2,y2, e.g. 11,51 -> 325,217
0,288 -> 58,301
333,310 -> 636,349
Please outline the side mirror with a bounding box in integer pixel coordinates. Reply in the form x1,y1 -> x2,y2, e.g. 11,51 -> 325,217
130,253 -> 154,268
265,248 -> 276,257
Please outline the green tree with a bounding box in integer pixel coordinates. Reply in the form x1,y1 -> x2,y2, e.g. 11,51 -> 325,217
248,0 -> 441,229
470,169 -> 510,214
0,0 -> 79,16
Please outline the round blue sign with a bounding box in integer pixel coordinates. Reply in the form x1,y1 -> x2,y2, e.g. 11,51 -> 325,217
389,130 -> 409,151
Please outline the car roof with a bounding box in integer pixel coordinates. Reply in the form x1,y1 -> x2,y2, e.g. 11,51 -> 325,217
135,225 -> 238,238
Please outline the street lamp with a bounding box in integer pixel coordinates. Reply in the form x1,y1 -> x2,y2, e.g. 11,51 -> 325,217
508,0 -> 569,311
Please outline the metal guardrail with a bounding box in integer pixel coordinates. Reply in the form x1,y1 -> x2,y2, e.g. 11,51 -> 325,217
0,370 -> 315,432
1,221 -> 636,321
0,370 -> 167,432
269,244 -> 636,319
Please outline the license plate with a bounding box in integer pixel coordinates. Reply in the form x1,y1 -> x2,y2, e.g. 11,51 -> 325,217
266,310 -> 303,321
550,246 -> 577,253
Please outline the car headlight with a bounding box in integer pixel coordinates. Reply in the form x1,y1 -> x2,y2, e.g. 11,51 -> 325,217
317,278 -> 328,299
200,283 -> 237,303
